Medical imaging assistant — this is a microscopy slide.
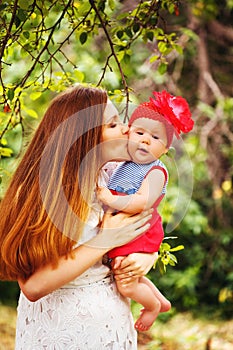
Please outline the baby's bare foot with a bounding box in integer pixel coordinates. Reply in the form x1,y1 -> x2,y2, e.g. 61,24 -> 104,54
134,307 -> 159,332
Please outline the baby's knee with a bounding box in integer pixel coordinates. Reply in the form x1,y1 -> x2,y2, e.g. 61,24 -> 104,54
161,299 -> 171,312
116,282 -> 134,298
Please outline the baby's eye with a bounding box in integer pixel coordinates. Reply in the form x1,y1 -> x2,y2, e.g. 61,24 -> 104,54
136,131 -> 144,135
153,135 -> 159,139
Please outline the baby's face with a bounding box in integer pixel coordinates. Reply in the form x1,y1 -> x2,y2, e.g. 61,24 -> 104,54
128,118 -> 168,164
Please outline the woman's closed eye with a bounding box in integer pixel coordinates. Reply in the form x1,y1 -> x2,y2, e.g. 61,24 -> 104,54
107,115 -> 122,128
110,122 -> 118,128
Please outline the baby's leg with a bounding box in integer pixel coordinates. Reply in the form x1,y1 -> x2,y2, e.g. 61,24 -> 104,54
141,276 -> 171,312
116,277 -> 161,332
134,277 -> 171,332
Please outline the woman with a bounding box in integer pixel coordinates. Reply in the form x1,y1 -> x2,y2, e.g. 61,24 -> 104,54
0,85 -> 156,349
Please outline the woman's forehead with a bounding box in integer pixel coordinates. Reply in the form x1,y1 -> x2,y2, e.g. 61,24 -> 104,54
104,100 -> 119,123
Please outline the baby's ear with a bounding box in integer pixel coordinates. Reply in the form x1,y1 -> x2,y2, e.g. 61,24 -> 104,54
166,146 -> 176,158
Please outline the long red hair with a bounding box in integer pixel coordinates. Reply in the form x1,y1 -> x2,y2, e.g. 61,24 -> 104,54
0,85 -> 107,281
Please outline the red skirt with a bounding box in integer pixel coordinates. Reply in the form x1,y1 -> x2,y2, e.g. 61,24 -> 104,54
108,213 -> 164,258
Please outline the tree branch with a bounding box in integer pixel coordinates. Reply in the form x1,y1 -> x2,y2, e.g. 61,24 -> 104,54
18,0 -> 73,88
196,27 -> 212,103
0,0 -> 18,60
0,0 -> 19,101
207,20 -> 233,45
97,55 -> 112,86
89,0 -> 130,119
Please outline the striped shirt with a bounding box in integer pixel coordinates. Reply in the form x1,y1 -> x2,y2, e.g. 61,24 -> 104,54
108,159 -> 168,195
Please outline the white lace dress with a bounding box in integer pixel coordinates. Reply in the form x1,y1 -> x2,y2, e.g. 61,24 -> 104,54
15,171 -> 137,350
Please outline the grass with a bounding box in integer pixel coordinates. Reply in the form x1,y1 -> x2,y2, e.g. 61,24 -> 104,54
1,304 -> 233,350
133,302 -> 233,350
137,313 -> 233,350
0,304 -> 17,350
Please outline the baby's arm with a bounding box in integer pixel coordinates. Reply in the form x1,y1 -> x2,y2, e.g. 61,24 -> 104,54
98,168 -> 165,214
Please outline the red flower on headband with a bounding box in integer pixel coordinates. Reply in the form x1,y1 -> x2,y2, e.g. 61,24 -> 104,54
149,90 -> 194,137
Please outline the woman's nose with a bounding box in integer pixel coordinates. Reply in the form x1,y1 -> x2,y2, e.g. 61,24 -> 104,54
121,124 -> 129,134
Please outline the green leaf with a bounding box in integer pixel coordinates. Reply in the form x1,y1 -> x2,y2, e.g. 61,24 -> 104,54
117,13 -> 129,20
108,0 -> 115,11
149,17 -> 157,26
168,3 -> 175,14
14,16 -> 21,28
25,108 -> 38,118
74,69 -> 85,82
30,91 -> 42,100
158,62 -> 167,74
0,3 -> 8,11
160,242 -> 171,251
79,32 -> 87,45
170,245 -> 185,252
123,53 -> 130,64
169,254 -> 178,263
173,44 -> 183,55
149,55 -> 159,63
0,147 -> 13,157
157,259 -> 166,274
7,89 -> 14,101
116,30 -> 123,39
116,51 -> 125,62
146,31 -> 154,42
158,41 -> 168,53
133,23 -> 140,33
17,9 -> 27,21
169,260 -> 176,266
18,0 -> 30,10
125,28 -> 133,38
23,31 -> 30,39
161,255 -> 170,265
97,0 -> 105,12
1,138 -> 8,146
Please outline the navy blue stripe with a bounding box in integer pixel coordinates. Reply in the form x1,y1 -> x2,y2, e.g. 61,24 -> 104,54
108,160 -> 168,195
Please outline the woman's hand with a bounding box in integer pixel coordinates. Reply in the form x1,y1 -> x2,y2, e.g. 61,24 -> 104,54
86,209 -> 153,250
113,252 -> 158,284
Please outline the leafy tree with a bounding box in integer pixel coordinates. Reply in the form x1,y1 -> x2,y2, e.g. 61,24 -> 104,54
0,0 -> 180,145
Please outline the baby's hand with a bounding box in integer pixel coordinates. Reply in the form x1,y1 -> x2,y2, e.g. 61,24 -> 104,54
97,186 -> 113,205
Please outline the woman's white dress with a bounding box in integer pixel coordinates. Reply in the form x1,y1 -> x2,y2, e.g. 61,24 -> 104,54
15,170 -> 137,350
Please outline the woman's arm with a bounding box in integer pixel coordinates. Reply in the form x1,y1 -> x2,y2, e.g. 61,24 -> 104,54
18,244 -> 107,302
98,169 -> 165,214
19,210 -> 153,302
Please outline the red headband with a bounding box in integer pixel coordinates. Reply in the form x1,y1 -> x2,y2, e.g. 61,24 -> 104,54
129,90 -> 194,138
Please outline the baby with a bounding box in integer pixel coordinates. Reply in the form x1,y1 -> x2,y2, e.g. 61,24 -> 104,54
98,90 -> 194,331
